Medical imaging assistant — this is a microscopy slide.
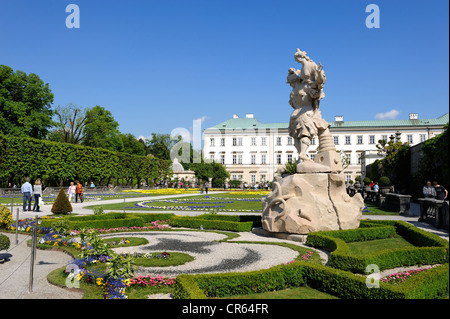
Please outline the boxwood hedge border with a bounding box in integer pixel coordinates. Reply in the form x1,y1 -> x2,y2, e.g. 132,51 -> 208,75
305,220 -> 449,273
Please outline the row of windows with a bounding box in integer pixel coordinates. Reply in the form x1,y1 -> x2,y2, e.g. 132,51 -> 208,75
231,174 -> 267,183
210,153 -> 298,165
333,134 -> 424,145
210,134 -> 425,147
209,137 -> 293,147
210,153 -> 363,165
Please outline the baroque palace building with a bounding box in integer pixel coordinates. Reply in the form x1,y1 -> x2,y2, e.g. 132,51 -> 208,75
202,112 -> 449,185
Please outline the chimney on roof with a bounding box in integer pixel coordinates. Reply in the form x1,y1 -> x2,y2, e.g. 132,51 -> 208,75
409,113 -> 418,120
233,114 -> 239,119
335,115 -> 343,122
245,113 -> 254,119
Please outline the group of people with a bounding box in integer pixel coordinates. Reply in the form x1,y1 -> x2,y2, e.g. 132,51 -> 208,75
20,178 -> 89,212
20,178 -> 43,212
367,180 -> 380,192
423,180 -> 448,200
68,181 -> 85,203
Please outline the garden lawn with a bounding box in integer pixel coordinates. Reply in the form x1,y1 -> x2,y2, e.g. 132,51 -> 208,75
218,286 -> 339,299
363,202 -> 399,215
346,235 -> 416,256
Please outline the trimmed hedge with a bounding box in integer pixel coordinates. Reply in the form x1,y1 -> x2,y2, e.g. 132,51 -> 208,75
172,261 -> 450,299
40,212 -> 145,230
305,220 -> 449,273
194,214 -> 262,228
0,134 -> 171,187
0,234 -> 10,251
169,216 -> 253,232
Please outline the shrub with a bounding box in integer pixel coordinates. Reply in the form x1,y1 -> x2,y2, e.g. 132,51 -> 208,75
93,206 -> 104,215
363,177 -> 371,185
306,221 -> 449,273
0,204 -> 12,229
379,176 -> 391,186
51,188 -> 73,214
169,216 -> 253,232
0,234 -> 10,251
173,261 -> 449,299
41,212 -> 145,230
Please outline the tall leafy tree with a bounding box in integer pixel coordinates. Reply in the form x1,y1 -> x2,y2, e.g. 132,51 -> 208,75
82,105 -> 123,152
120,133 -> 146,156
0,65 -> 54,138
146,133 -> 182,160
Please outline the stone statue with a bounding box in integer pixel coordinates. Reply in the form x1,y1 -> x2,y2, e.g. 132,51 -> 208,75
287,49 -> 342,173
261,49 -> 364,236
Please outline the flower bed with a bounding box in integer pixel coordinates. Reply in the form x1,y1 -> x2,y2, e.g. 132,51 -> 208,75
380,267 -> 433,284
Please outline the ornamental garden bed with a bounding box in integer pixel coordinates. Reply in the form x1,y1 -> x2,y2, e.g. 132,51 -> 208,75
173,220 -> 449,299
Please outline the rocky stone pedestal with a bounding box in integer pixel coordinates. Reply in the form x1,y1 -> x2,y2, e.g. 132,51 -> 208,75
262,173 -> 364,235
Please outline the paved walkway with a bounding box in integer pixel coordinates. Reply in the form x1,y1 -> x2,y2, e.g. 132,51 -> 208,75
0,193 -> 448,299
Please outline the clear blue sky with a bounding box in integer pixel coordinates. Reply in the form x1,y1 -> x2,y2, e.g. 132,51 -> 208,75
1,0 -> 448,142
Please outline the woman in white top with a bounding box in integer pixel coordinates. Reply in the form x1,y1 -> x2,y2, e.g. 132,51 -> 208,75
68,182 -> 76,202
33,179 -> 43,212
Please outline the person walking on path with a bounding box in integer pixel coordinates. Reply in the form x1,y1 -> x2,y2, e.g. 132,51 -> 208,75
32,178 -> 43,212
205,182 -> 209,194
68,181 -> 76,202
75,180 -> 84,203
433,181 -> 448,200
423,180 -> 437,198
21,178 -> 33,212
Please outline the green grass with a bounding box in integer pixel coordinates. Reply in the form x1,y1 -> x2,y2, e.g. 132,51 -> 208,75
133,252 -> 195,267
363,202 -> 399,215
346,235 -> 416,256
218,286 -> 339,299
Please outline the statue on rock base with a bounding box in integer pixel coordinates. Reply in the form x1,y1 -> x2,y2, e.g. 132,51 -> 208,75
262,49 -> 364,235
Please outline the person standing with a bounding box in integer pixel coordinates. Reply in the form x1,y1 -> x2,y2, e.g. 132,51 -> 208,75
75,180 -> 84,203
21,178 -> 33,212
68,181 -> 76,202
373,182 -> 380,193
433,181 -> 448,200
32,179 -> 43,212
205,182 -> 209,194
423,181 -> 437,198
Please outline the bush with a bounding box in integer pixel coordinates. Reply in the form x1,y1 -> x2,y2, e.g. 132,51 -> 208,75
173,261 -> 449,299
0,204 -> 12,229
363,177 -> 371,185
169,216 -> 253,232
51,188 -> 73,214
0,234 -> 10,251
379,176 -> 391,186
41,212 -> 145,230
305,221 -> 449,273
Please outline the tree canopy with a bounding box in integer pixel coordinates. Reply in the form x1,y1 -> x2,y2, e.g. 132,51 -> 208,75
0,65 -> 54,138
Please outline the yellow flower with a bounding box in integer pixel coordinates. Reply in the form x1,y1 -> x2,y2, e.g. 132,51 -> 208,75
52,234 -> 58,238
96,278 -> 104,286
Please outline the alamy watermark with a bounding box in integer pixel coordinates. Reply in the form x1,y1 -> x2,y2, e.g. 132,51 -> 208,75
65,4 -> 80,29
365,4 -> 380,29
365,264 -> 380,288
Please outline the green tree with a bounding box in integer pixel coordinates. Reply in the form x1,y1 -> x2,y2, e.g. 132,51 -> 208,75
119,133 -> 146,156
82,105 -> 123,152
0,65 -> 54,138
146,133 -> 182,160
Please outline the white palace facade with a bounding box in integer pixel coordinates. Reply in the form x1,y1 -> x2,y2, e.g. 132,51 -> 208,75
202,112 -> 449,185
